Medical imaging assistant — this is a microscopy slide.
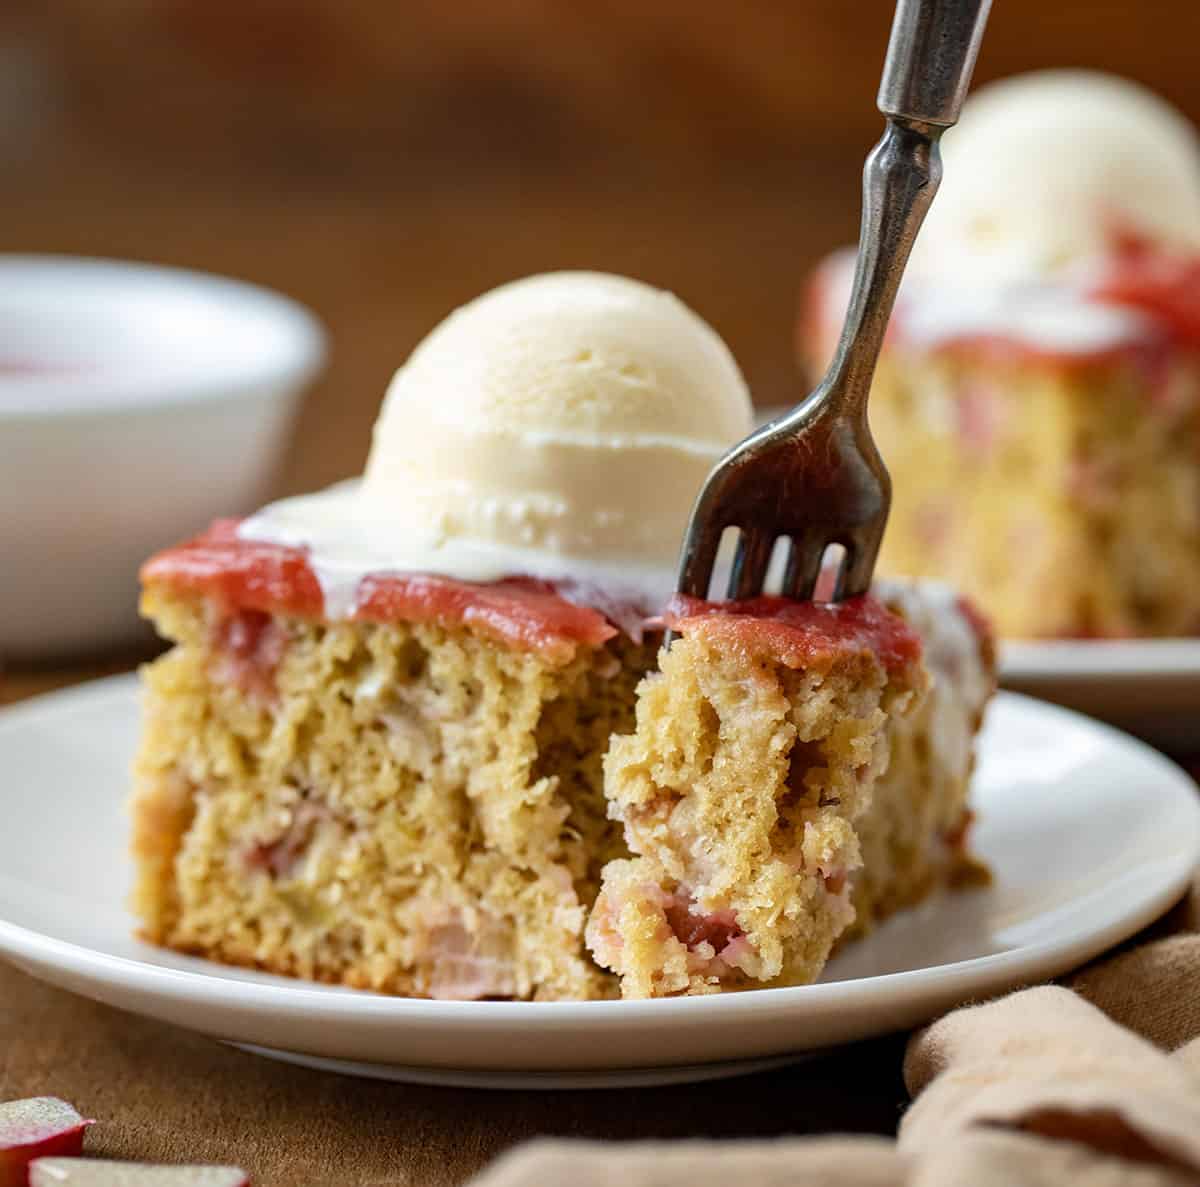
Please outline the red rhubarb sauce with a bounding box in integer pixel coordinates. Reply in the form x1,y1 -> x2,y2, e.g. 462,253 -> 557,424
141,519 -> 617,662
145,523 -> 930,672
1091,232 -> 1200,350
666,593 -> 922,677
803,236 -> 1200,380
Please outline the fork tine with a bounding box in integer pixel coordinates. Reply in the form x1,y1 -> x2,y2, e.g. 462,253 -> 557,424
830,545 -> 850,600
676,518 -> 723,601
728,529 -> 774,601
781,532 -> 826,601
838,528 -> 884,599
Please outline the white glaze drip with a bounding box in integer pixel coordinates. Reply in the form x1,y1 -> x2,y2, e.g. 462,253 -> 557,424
237,482 -> 675,624
818,250 -> 1155,359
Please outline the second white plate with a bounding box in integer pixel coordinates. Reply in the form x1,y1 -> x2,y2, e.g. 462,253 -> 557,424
1001,638 -> 1200,749
0,676 -> 1196,1088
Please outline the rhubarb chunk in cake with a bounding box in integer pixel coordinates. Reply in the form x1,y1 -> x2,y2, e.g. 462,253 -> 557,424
587,594 -> 927,997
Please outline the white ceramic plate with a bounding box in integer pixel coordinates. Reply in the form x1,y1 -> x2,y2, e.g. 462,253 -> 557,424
1000,640 -> 1200,750
0,676 -> 1196,1089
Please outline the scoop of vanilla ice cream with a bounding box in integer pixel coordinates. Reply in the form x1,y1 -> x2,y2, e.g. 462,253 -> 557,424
361,271 -> 751,574
241,272 -> 753,610
907,70 -> 1200,286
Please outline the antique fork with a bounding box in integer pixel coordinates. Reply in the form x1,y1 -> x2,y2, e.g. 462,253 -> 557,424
674,0 -> 991,613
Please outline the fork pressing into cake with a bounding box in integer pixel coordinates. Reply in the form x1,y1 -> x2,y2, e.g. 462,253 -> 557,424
675,0 -> 991,610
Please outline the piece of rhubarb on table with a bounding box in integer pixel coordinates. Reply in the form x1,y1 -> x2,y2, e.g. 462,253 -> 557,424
0,1099 -> 93,1187
29,1163 -> 249,1187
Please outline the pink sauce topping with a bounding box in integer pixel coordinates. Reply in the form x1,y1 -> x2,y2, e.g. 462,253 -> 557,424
802,234 -> 1200,378
142,519 -> 617,663
146,523 -> 935,673
666,592 -> 922,677
1091,232 -> 1200,349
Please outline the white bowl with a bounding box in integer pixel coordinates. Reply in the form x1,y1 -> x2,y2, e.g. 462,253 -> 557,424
0,255 -> 325,659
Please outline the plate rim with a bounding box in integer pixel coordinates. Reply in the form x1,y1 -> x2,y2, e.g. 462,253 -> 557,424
1000,636 -> 1200,681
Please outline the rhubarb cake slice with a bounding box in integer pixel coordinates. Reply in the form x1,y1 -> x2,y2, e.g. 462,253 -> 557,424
586,589 -> 993,999
132,520 -> 656,1001
800,72 -> 1200,640
132,523 -> 993,1002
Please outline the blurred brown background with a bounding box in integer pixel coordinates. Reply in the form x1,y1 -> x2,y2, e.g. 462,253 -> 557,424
4,0 -> 1199,496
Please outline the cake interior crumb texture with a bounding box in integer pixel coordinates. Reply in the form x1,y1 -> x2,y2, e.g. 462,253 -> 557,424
132,578 -> 994,1001
872,349 -> 1200,639
133,589 -> 655,1000
588,630 -> 913,998
588,584 -> 993,998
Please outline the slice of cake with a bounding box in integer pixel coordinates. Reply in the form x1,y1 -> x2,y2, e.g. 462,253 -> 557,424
131,271 -> 995,1001
801,72 -> 1200,639
134,552 -> 993,1001
587,588 -> 993,998
132,522 -> 655,1001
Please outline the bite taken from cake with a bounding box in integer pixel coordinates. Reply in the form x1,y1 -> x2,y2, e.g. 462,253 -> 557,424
132,271 -> 994,1001
589,584 -> 992,998
801,71 -> 1200,640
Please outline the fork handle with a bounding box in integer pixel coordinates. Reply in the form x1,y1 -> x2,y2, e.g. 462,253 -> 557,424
821,0 -> 990,413
879,0 -> 991,129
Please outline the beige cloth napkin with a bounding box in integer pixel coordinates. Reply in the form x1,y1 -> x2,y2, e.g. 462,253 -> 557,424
470,875 -> 1200,1187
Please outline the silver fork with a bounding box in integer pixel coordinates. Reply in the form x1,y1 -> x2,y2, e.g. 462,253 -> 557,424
675,0 -> 991,612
